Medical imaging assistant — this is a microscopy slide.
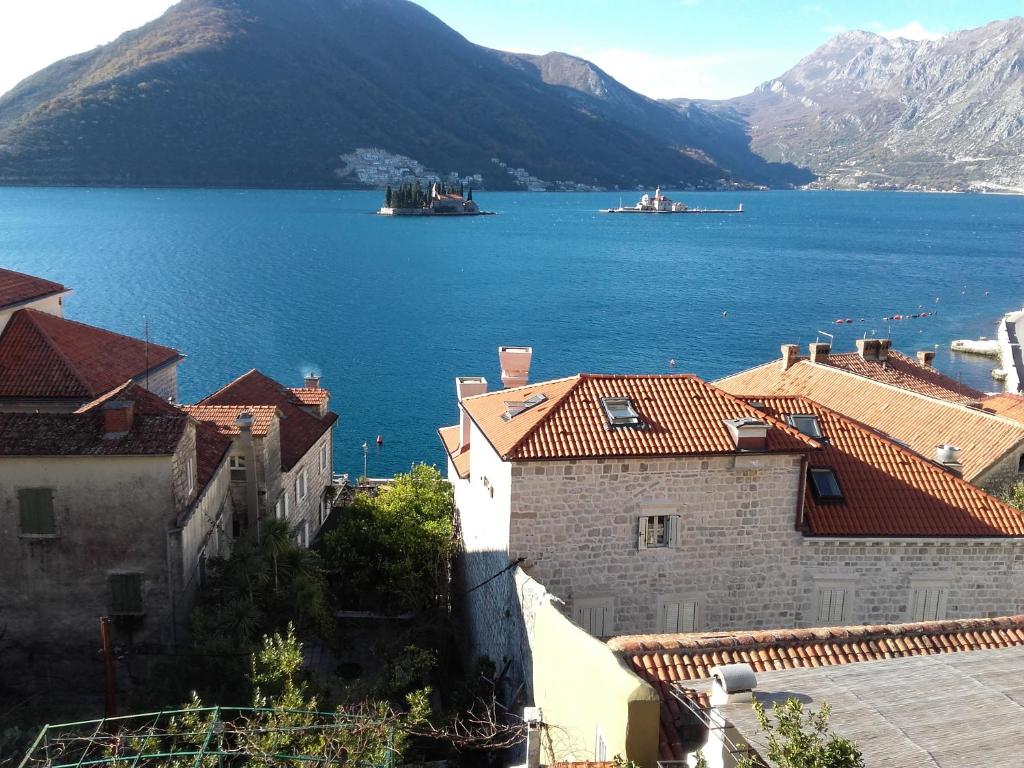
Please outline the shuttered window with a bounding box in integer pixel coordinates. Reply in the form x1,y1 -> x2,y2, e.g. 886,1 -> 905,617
661,599 -> 700,633
816,588 -> 848,624
19,488 -> 56,535
573,598 -> 614,637
109,573 -> 144,615
909,585 -> 948,622
638,514 -> 679,549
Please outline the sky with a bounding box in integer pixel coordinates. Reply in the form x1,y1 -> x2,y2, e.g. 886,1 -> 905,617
0,0 -> 1019,100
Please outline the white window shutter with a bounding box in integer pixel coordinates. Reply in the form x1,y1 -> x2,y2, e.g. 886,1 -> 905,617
637,516 -> 648,550
683,600 -> 699,632
666,515 -> 680,547
663,601 -> 680,633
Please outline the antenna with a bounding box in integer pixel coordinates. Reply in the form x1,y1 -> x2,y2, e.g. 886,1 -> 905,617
144,316 -> 150,392
815,330 -> 834,344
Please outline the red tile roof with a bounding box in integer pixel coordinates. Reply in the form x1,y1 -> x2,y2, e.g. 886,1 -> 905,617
747,395 -> 1024,537
181,404 -> 279,437
0,309 -> 182,400
288,387 -> 330,408
437,425 -> 470,479
198,369 -> 337,471
608,615 -> 1024,761
460,374 -> 817,462
825,350 -> 985,404
983,393 -> 1024,423
0,268 -> 68,310
0,382 -> 186,456
716,358 -> 1024,484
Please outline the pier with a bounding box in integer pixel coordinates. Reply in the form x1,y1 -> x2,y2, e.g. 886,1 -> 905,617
997,307 -> 1024,393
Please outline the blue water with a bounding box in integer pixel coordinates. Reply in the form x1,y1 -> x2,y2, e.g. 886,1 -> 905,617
1,188 -> 1021,477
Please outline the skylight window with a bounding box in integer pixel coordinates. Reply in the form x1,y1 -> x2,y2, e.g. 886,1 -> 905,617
502,392 -> 548,421
808,467 -> 843,502
601,397 -> 641,427
787,413 -> 823,439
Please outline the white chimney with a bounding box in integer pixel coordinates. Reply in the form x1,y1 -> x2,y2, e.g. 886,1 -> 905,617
499,345 -> 533,388
935,444 -> 963,474
523,707 -> 543,768
709,663 -> 757,706
723,417 -> 770,451
856,338 -> 891,362
808,342 -> 830,364
456,377 -> 488,450
234,411 -> 254,432
781,343 -> 800,371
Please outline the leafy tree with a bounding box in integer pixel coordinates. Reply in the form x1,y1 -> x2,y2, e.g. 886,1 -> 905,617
735,698 -> 864,768
321,464 -> 455,615
385,185 -> 392,207
1002,480 -> 1024,511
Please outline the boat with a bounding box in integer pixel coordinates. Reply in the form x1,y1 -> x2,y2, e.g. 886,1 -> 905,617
601,187 -> 743,214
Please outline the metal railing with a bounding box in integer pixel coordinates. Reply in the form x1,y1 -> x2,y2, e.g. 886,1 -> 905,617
669,684 -> 761,765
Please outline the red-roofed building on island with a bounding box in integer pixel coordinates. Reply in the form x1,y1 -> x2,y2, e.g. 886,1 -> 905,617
438,346 -> 1024,766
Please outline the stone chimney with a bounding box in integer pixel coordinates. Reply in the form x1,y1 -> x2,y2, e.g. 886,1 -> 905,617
856,338 -> 892,362
917,350 -> 936,368
101,400 -> 134,436
723,417 -> 769,451
808,342 -> 830,364
499,346 -> 532,389
456,377 -> 488,451
781,343 -> 800,371
935,444 -> 963,475
522,707 -> 543,768
304,372 -> 320,389
234,412 -> 254,432
234,412 -> 260,532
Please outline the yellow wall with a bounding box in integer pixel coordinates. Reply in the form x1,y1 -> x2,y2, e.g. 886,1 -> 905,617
522,572 -> 661,767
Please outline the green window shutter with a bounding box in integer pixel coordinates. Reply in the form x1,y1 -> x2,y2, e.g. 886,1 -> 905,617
110,573 -> 143,615
18,488 -> 55,535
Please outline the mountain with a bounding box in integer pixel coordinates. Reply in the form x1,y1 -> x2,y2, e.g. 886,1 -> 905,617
0,0 -> 807,190
697,18 -> 1024,192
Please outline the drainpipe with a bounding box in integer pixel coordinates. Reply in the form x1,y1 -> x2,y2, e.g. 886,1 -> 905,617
795,454 -> 809,531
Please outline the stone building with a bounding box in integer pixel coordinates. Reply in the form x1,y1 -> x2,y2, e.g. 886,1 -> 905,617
716,339 -> 1024,492
439,349 -> 1024,717
186,370 -> 338,546
0,382 -> 233,650
0,266 -> 72,334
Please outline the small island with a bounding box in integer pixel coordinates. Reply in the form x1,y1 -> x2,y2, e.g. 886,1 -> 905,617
377,181 -> 494,216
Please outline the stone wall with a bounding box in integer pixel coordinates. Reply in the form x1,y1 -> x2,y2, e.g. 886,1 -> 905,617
133,360 -> 179,403
282,427 -> 335,543
974,443 -> 1024,496
508,454 -> 806,636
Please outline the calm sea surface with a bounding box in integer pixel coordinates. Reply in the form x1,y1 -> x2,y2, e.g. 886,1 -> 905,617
1,188 -> 1021,476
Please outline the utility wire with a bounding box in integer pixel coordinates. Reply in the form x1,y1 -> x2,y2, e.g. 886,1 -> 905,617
463,557 -> 525,595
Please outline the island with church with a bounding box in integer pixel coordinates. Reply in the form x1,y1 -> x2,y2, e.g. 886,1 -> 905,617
377,181 -> 494,216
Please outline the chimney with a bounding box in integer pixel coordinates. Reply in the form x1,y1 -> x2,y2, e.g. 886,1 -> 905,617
856,338 -> 891,362
101,400 -> 134,436
499,345 -> 533,388
304,372 -> 320,389
456,377 -> 488,450
523,707 -> 543,768
935,444 -> 963,475
808,342 -> 830,364
723,417 -> 769,451
709,663 -> 757,706
917,350 -> 936,368
234,411 -> 254,432
780,343 -> 800,371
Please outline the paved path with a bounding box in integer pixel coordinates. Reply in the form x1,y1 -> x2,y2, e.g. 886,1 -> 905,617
999,307 -> 1024,393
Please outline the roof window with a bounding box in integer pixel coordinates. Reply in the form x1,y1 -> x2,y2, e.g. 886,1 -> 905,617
808,467 -> 843,502
602,397 -> 641,427
786,413 -> 823,439
502,392 -> 547,421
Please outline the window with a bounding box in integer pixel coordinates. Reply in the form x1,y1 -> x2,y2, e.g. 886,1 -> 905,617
229,455 -> 247,482
109,572 -> 144,615
638,514 -> 679,549
186,456 -> 196,495
320,442 -> 328,471
198,550 -> 208,586
299,469 -> 308,500
275,494 -> 287,520
502,392 -> 548,421
787,413 -> 823,439
319,492 -> 329,525
573,597 -> 614,637
601,397 -> 641,427
808,467 -> 843,502
296,521 -> 309,549
909,583 -> 949,622
814,582 -> 854,625
18,488 -> 56,536
659,597 -> 700,633
1018,454 -> 1024,473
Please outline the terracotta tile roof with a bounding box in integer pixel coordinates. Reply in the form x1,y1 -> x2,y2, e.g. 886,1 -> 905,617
826,350 -> 985,404
192,419 -> 233,494
438,425 -> 470,479
607,615 -> 1024,761
461,374 -> 817,462
0,309 -> 183,400
0,268 -> 68,310
181,405 -> 279,438
0,382 -> 186,456
746,395 -> 1024,537
982,393 -> 1024,423
288,387 -> 330,408
716,359 -> 1024,483
199,369 -> 337,471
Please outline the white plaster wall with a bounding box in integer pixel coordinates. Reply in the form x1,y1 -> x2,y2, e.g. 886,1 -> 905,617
0,293 -> 65,335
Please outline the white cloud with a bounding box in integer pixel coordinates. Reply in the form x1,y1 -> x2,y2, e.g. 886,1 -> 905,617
577,47 -> 797,100
879,20 -> 945,40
